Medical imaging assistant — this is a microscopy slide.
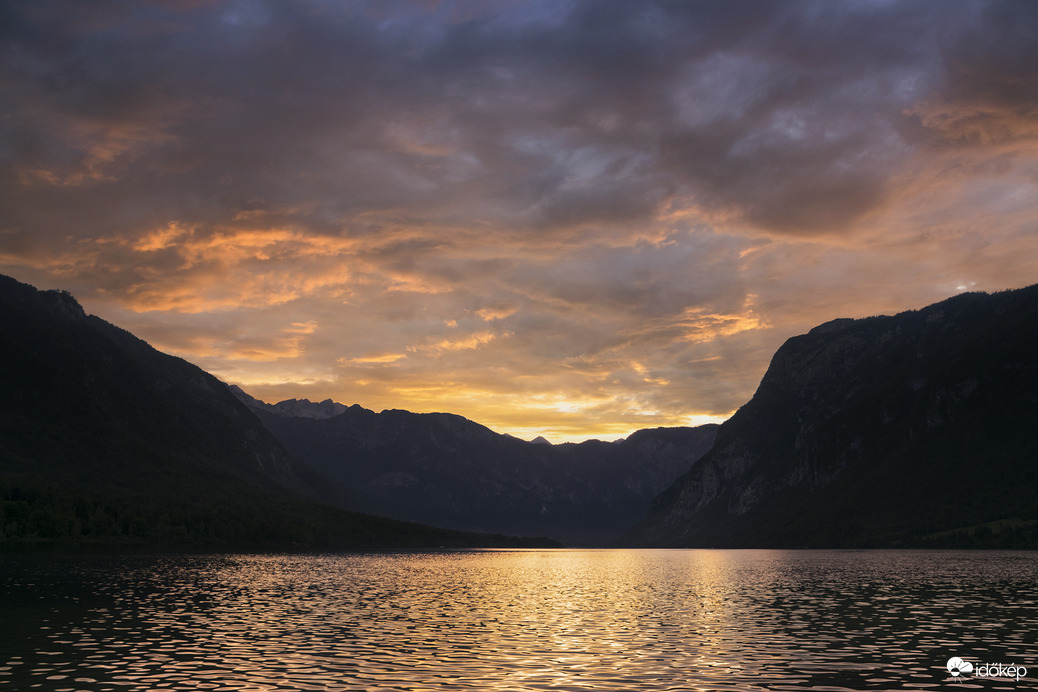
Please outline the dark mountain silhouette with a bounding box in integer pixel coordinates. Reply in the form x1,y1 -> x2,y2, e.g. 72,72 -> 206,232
0,274 -> 555,549
231,387 -> 718,544
231,387 -> 347,419
631,285 -> 1038,548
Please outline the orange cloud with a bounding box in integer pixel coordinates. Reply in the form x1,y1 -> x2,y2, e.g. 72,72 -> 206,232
338,353 -> 409,365
15,118 -> 179,188
149,320 -> 319,363
422,330 -> 504,353
116,226 -> 369,312
908,101 -> 1038,148
476,305 -> 518,321
677,296 -> 769,345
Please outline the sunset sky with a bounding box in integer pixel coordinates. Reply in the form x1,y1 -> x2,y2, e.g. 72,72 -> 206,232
2,1 -> 1036,442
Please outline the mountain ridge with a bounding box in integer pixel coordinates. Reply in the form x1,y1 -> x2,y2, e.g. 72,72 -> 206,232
0,274 -> 556,549
631,285 -> 1038,548
8,270 -> 1034,549
228,386 -> 350,420
230,386 -> 718,544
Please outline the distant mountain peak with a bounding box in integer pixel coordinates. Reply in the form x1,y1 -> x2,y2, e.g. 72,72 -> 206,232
271,397 -> 348,419
228,385 -> 349,419
530,436 -> 551,445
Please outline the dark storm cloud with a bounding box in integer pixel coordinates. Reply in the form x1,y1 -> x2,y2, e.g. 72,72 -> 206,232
905,2 -> 1038,149
2,0 -> 1018,243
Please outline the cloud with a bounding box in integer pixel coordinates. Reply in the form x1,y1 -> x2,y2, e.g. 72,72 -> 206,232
921,2 -> 1038,147
2,0 -> 1037,440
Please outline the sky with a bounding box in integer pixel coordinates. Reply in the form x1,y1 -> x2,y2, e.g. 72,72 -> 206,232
2,0 -> 1037,442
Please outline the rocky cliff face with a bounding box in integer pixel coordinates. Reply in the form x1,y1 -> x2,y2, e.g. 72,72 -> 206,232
632,285 -> 1038,548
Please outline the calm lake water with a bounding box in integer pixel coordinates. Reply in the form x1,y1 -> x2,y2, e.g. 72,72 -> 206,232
0,550 -> 1036,691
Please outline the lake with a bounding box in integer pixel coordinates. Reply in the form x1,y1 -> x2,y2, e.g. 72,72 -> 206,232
1,550 -> 1035,691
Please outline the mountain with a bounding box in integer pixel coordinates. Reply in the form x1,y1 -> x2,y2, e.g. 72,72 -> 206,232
228,386 -> 347,419
631,285 -> 1038,548
0,274 -> 554,549
232,390 -> 717,544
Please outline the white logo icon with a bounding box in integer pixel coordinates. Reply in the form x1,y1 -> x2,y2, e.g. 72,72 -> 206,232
947,657 -> 974,678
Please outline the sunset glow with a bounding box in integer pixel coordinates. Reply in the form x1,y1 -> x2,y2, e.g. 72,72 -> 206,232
2,1 -> 1036,442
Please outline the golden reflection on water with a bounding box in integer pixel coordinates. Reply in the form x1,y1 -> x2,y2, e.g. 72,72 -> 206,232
1,550 -> 1037,691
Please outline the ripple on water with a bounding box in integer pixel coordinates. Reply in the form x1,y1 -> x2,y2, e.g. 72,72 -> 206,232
1,550 -> 1037,691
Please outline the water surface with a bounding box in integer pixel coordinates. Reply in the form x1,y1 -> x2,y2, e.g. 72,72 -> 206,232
1,550 -> 1035,691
